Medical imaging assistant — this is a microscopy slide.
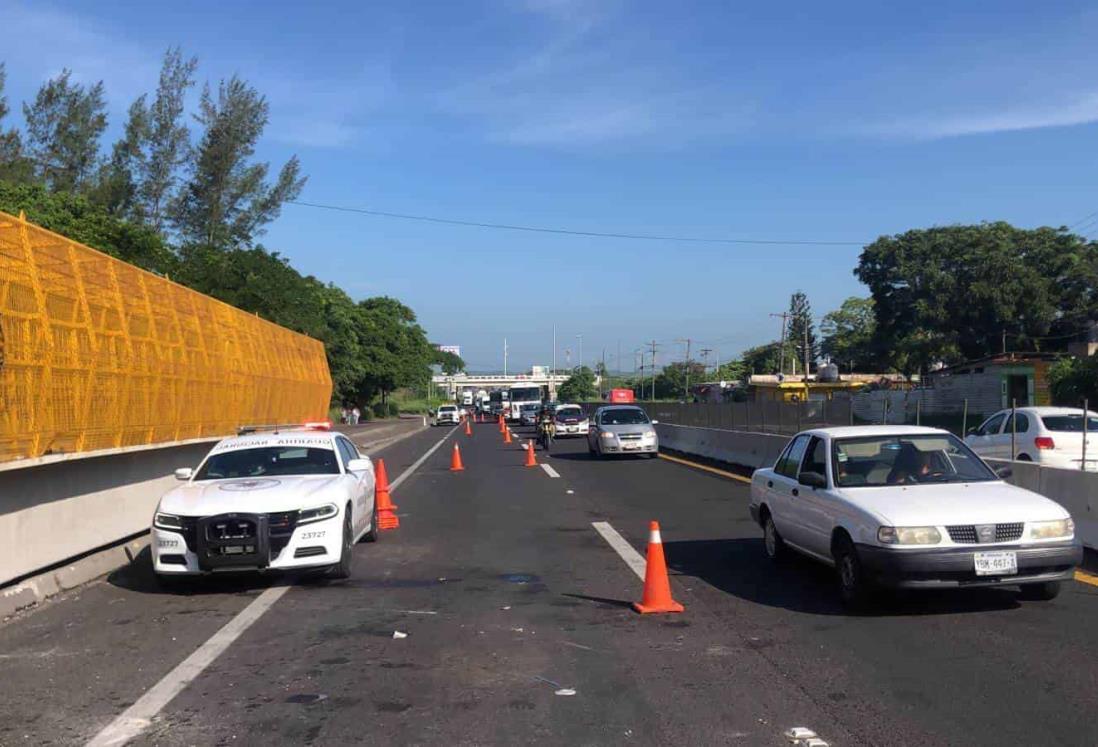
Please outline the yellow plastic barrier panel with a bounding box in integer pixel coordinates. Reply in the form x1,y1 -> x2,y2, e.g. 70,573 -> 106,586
0,211 -> 332,463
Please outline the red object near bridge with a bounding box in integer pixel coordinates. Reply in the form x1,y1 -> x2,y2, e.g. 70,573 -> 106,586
609,388 -> 635,403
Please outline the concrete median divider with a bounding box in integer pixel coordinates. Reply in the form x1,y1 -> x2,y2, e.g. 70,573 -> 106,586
0,440 -> 218,615
655,422 -> 789,470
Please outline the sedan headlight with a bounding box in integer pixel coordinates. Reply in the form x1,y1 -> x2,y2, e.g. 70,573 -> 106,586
642,430 -> 657,439
1028,518 -> 1074,540
298,503 -> 339,525
600,431 -> 616,440
154,511 -> 182,530
878,526 -> 942,545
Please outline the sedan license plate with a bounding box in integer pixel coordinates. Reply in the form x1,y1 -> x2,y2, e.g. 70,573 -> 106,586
622,443 -> 639,450
974,551 -> 1017,576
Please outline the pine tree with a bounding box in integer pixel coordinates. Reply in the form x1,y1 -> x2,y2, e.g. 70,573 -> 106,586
141,48 -> 197,231
786,290 -> 817,375
23,70 -> 108,192
170,75 -> 305,250
0,63 -> 33,183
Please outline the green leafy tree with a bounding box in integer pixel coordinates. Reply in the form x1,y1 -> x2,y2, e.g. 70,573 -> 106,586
856,223 -> 1098,373
713,359 -> 748,384
91,95 -> 149,217
0,63 -> 33,184
1048,355 -> 1098,407
23,69 -> 108,193
432,348 -> 465,375
171,75 -> 305,249
558,366 -> 598,402
741,341 -> 783,375
785,290 -> 816,374
820,296 -> 879,370
0,181 -> 176,273
654,361 -> 707,399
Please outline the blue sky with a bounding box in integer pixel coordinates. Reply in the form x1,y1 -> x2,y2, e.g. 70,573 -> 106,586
3,0 -> 1098,371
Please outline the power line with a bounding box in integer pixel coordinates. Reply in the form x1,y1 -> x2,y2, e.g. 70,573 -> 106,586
286,200 -> 867,247
1068,209 -> 1098,230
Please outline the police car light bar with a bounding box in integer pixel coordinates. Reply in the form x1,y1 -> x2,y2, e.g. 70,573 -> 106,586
236,420 -> 331,435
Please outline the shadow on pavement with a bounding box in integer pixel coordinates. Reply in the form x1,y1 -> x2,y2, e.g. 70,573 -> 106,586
108,546 -> 288,596
548,451 -> 657,462
561,592 -> 634,610
663,538 -> 1022,617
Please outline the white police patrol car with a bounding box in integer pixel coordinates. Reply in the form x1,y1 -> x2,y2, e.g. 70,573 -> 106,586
151,423 -> 377,584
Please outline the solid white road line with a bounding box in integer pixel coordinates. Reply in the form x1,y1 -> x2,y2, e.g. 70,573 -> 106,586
86,425 -> 455,747
540,463 -> 560,478
591,521 -> 646,581
87,586 -> 290,746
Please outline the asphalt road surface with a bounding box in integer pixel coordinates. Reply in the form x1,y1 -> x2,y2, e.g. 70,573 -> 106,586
3,420 -> 1098,745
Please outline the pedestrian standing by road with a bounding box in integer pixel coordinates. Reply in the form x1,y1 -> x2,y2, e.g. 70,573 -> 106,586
352,406 -> 361,425
340,407 -> 349,424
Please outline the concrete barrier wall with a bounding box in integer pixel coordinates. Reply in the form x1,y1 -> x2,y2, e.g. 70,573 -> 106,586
656,423 -> 788,470
657,422 -> 1098,550
0,441 -> 216,586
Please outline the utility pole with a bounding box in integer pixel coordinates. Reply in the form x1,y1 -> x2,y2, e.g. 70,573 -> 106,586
577,334 -> 583,369
803,322 -> 811,381
601,348 -> 607,397
700,348 -> 712,378
675,338 -> 693,402
649,340 -> 658,401
770,312 -> 790,375
503,338 -> 508,376
553,326 -> 557,374
1002,329 -> 1007,354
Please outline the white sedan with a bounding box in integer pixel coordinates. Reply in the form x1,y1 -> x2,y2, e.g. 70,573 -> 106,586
553,404 -> 589,438
965,406 -> 1098,471
151,426 -> 377,584
749,426 -> 1081,605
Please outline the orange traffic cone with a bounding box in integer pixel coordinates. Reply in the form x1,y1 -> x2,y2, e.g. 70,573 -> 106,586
464,417 -> 473,436
503,427 -> 512,445
375,457 -> 397,509
632,521 -> 684,614
374,458 -> 399,530
450,443 -> 465,472
524,440 -> 538,467
498,415 -> 505,433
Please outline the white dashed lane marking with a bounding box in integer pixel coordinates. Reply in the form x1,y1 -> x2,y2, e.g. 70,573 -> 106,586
540,463 -> 560,478
591,521 -> 646,581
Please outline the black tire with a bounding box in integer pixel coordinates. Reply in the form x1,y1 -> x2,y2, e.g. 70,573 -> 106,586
1016,454 -> 1032,462
762,512 -> 787,562
1018,580 -> 1061,600
834,535 -> 870,607
587,438 -> 595,454
362,500 -> 379,543
327,509 -> 354,580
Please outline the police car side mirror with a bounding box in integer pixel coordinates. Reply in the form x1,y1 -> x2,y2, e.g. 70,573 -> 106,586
175,468 -> 194,481
346,458 -> 371,473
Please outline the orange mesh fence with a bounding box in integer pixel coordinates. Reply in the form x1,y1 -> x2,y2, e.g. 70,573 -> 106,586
0,210 -> 332,463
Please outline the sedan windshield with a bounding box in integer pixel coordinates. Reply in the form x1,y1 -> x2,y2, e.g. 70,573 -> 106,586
832,434 -> 996,487
195,447 -> 340,480
600,408 -> 650,425
1040,414 -> 1098,432
557,407 -> 583,420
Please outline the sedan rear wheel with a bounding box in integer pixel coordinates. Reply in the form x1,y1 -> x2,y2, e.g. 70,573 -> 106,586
362,500 -> 379,543
763,514 -> 787,562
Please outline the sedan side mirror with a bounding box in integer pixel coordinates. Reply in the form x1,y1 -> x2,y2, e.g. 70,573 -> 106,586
174,467 -> 194,481
966,428 -> 978,436
798,471 -> 827,489
346,458 -> 372,473
994,464 -> 1013,480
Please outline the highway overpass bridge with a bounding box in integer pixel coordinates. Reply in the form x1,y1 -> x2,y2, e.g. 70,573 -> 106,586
432,371 -> 572,397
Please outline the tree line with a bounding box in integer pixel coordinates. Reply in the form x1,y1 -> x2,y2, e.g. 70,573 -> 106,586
0,51 -> 459,407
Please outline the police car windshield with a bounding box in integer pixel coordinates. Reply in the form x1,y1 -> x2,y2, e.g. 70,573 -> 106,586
195,446 -> 340,480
